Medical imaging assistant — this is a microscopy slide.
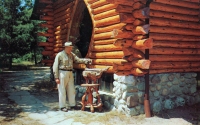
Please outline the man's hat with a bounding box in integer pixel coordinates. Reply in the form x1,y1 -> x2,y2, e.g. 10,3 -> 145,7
63,41 -> 73,47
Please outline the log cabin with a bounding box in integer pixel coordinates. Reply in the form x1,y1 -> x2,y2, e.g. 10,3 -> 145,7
31,0 -> 200,116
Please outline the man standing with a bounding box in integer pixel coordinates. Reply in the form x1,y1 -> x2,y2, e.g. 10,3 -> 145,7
53,41 -> 91,112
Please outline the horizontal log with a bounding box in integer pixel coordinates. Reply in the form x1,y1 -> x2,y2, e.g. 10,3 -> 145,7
149,33 -> 200,41
132,24 -> 149,35
90,0 -> 109,9
93,59 -> 128,65
93,31 -> 113,40
54,19 -> 70,27
133,0 -> 147,4
132,38 -> 153,49
47,37 -> 54,42
47,29 -> 54,33
119,13 -> 135,23
93,9 -> 118,21
94,15 -> 120,28
183,0 -> 200,3
94,23 -> 126,34
150,26 -> 200,36
37,42 -> 53,47
149,47 -> 200,55
54,43 -> 63,48
40,15 -> 53,21
153,0 -> 200,9
133,1 -> 145,10
150,55 -> 200,62
54,2 -> 73,14
131,68 -> 148,76
150,61 -> 200,69
88,65 -> 114,73
92,4 -> 117,15
149,67 -> 200,74
122,47 -> 145,58
106,0 -> 134,6
149,10 -> 199,22
46,11 -> 53,16
112,29 -> 134,39
88,51 -> 124,59
39,0 -> 53,4
46,21 -> 54,25
37,32 -> 54,37
87,0 -> 98,4
114,39 -> 133,47
150,17 -> 200,30
132,59 -> 151,69
41,59 -> 54,63
133,19 -> 145,26
44,46 -> 53,51
153,40 -> 200,48
93,39 -> 118,45
132,7 -> 149,18
150,2 -> 199,15
38,8 -> 53,13
54,47 -> 63,53
115,70 -> 132,76
92,44 -> 122,52
42,51 -> 54,56
113,63 -> 132,71
124,24 -> 133,31
54,15 -> 70,24
133,35 -> 148,40
116,5 -> 133,13
39,23 -> 54,29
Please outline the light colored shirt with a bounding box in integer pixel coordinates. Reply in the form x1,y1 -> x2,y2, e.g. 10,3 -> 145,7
53,50 -> 90,79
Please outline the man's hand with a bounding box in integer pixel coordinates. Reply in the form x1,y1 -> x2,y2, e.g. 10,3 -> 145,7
85,59 -> 92,65
55,78 -> 60,84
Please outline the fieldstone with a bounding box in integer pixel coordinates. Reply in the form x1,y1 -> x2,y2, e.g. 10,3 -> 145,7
137,82 -> 145,91
127,95 -> 139,107
126,85 -> 138,93
179,82 -> 186,87
138,96 -> 144,104
183,73 -> 192,78
172,78 -> 180,85
156,84 -> 161,90
168,74 -> 175,81
122,92 -> 137,100
114,74 -> 136,85
114,99 -> 119,108
186,96 -> 196,106
109,96 -> 115,105
161,88 -> 169,96
139,105 -> 145,114
167,82 -> 172,87
150,84 -> 156,92
151,75 -> 161,84
160,74 -> 169,83
172,85 -> 182,95
138,92 -> 144,98
191,78 -> 197,85
180,76 -> 185,82
185,78 -> 192,84
175,97 -> 185,107
121,84 -> 127,91
190,85 -> 197,94
175,73 -> 181,79
104,95 -> 110,101
164,99 -> 175,109
182,86 -> 189,94
191,73 -> 197,77
113,81 -> 119,87
126,107 -> 139,116
194,94 -> 200,103
152,101 -> 162,113
153,91 -> 160,97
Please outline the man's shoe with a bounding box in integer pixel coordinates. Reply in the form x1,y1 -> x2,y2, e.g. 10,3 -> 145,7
60,107 -> 68,112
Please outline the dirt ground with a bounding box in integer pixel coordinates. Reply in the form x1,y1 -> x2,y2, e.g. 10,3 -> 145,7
0,66 -> 200,125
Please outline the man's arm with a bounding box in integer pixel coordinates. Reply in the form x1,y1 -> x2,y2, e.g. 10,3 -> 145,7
71,52 -> 92,64
53,53 -> 60,79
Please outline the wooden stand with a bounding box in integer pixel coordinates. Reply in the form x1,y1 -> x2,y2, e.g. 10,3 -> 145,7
80,84 -> 103,113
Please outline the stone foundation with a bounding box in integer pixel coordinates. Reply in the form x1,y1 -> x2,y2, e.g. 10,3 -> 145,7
75,73 -> 200,116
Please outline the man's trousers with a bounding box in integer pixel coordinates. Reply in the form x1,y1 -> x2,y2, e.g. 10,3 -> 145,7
58,70 -> 76,108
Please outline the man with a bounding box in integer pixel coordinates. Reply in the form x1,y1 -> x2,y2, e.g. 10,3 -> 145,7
53,41 -> 91,112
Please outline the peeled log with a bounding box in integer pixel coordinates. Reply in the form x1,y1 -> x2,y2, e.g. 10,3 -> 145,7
38,32 -> 54,37
149,10 -> 199,22
88,65 -> 114,73
89,51 -> 124,59
39,0 -> 53,4
94,15 -> 120,28
115,70 -> 132,76
150,17 -> 200,30
116,5 -> 133,13
93,31 -> 113,40
93,39 -> 118,45
39,23 -> 54,29
122,47 -> 145,58
40,15 -> 53,21
90,0 -> 109,9
150,61 -> 200,69
113,63 -> 132,71
93,9 -> 118,21
149,47 -> 200,55
133,1 -> 145,10
153,40 -> 200,48
54,48 -> 63,53
132,38 -> 153,49
92,44 -> 122,52
132,7 -> 149,18
132,24 -> 149,35
149,67 -> 200,74
131,68 -> 148,76
94,23 -> 126,34
114,39 -> 133,47
133,19 -> 145,26
132,59 -> 151,69
150,26 -> 200,36
93,59 -> 127,65
44,47 -> 53,51
92,4 -> 117,15
38,42 -> 53,47
149,33 -> 200,41
133,35 -> 148,40
150,55 -> 200,62
150,2 -> 199,15
112,29 -> 134,38
106,0 -> 134,6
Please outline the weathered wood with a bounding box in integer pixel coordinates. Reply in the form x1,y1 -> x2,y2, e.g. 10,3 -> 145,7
150,55 -> 200,62
38,42 -> 53,47
183,0 -> 200,3
150,61 -> 200,69
114,39 -> 133,47
93,9 -> 118,21
132,7 -> 149,18
133,0 -> 146,4
93,39 -> 118,45
133,1 -> 145,10
92,4 -> 117,15
153,0 -> 200,9
119,13 -> 135,23
131,68 -> 148,76
149,33 -> 200,41
150,47 -> 200,55
92,44 -> 122,52
89,51 -> 124,59
54,14 -> 70,24
132,24 -> 149,35
122,47 -> 145,58
106,0 -> 134,6
94,23 -> 126,34
132,38 -> 153,49
54,1 -> 73,13
112,29 -> 134,39
116,5 -> 133,13
132,59 -> 151,69
150,26 -> 200,36
88,65 -> 114,73
149,10 -> 199,22
113,63 -> 132,70
90,0 -> 109,9
150,2 -> 199,15
153,40 -> 200,48
149,67 -> 200,74
150,17 -> 200,30
133,19 -> 145,26
124,24 -> 133,31
93,59 -> 128,65
115,70 -> 131,76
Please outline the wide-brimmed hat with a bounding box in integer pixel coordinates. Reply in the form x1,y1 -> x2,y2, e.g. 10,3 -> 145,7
63,41 -> 73,47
